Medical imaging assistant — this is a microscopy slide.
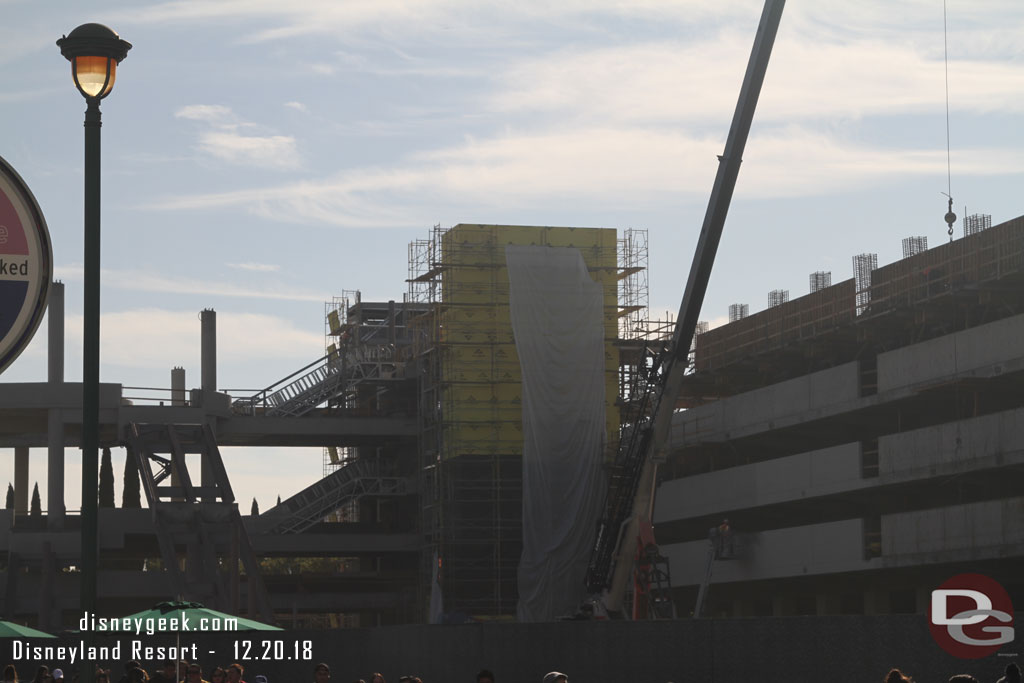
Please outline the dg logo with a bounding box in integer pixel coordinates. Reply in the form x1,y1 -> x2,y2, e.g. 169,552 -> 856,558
929,573 -> 1015,659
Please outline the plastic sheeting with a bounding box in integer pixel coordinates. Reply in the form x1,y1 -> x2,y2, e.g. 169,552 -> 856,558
507,245 -> 609,622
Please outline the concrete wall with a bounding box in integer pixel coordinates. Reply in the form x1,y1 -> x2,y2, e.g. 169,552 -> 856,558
655,442 -> 865,522
656,405 -> 1024,524
877,312 -> 1024,393
1,617 -> 1006,683
670,311 -> 1024,449
663,518 -> 877,586
882,497 -> 1024,565
665,497 -> 1024,585
670,362 -> 860,444
880,407 -> 1024,484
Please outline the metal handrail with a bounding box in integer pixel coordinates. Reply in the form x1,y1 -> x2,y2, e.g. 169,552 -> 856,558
232,353 -> 331,414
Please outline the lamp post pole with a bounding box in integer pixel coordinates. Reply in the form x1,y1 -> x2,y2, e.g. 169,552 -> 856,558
81,94 -> 102,621
57,28 -> 130,681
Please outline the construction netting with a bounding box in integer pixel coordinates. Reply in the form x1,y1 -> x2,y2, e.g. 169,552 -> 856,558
506,245 -> 609,622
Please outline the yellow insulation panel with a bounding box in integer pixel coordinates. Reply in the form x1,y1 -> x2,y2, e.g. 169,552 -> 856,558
439,224 -> 621,461
327,309 -> 342,336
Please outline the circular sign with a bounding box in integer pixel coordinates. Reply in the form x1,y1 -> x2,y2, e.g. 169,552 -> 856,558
0,154 -> 52,375
929,573 -> 1015,659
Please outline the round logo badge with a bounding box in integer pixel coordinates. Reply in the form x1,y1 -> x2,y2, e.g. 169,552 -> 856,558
929,573 -> 1015,659
0,155 -> 52,375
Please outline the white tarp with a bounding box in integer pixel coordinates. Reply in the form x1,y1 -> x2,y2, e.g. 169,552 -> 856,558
507,245 -> 609,622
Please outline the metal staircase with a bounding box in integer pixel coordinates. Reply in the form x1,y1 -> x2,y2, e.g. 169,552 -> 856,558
257,456 -> 412,535
232,343 -> 401,418
584,357 -> 664,595
124,422 -> 274,623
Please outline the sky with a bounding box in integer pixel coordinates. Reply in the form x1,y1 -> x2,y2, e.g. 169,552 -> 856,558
2,0 -> 1024,511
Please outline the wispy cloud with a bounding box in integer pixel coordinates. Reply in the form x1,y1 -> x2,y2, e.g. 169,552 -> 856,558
63,309 -> 324,370
120,0 -> 1024,54
0,87 -> 62,103
55,265 -> 324,302
175,103 -> 301,171
175,104 -> 234,123
489,36 -> 1024,126
284,101 -> 309,113
307,63 -> 337,76
142,125 -> 1024,227
198,130 -> 300,170
227,262 -> 281,272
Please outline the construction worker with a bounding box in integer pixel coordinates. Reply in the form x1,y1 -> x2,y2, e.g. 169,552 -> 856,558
718,518 -> 733,559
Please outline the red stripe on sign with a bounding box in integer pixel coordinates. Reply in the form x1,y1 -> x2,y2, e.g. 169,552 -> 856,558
0,185 -> 29,255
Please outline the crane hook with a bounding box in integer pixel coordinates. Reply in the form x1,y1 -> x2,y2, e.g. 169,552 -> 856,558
943,194 -> 956,241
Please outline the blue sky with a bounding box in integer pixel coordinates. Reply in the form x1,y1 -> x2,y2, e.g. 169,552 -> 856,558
3,0 -> 1024,510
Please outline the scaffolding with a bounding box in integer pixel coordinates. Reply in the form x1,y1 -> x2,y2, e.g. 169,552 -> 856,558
318,291 -> 423,537
407,223 -> 648,618
618,229 -> 650,341
809,271 -> 831,293
902,236 -> 928,259
853,253 -> 878,315
694,216 -> 1024,373
728,303 -> 749,322
768,289 -> 790,308
964,213 -> 992,237
323,292 -> 359,479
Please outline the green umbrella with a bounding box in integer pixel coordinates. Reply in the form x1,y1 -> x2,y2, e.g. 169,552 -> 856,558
0,620 -> 55,638
95,602 -> 279,683
99,601 -> 280,632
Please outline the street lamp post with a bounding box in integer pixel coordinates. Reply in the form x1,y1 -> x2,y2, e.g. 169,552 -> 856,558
57,24 -> 130,641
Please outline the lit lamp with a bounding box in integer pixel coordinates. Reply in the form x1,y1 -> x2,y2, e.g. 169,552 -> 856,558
56,24 -> 130,655
57,23 -> 131,100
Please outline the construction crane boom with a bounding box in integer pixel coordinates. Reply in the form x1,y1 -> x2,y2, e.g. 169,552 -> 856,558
583,0 -> 786,616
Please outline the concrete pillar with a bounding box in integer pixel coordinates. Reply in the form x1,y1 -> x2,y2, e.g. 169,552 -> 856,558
230,526 -> 240,616
915,586 -> 930,614
200,311 -> 217,500
171,367 -> 186,406
201,309 -> 216,393
47,282 -> 66,529
247,575 -> 257,617
47,410 -> 65,530
771,595 -> 789,616
185,540 -> 202,588
48,281 -> 64,383
170,366 -> 186,491
388,299 -> 397,347
864,588 -> 888,615
39,541 -> 54,632
816,593 -> 840,616
14,446 -> 29,514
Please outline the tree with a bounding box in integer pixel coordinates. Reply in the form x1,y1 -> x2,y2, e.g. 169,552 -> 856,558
122,451 -> 141,508
276,495 -> 281,506
99,447 -> 115,508
5,483 -> 12,510
30,483 -> 41,517
251,498 -> 259,516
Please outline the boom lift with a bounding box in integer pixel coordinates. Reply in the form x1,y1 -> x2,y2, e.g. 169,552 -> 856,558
582,0 -> 786,618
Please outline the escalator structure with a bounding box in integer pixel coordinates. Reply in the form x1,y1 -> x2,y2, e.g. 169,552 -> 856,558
124,422 -> 274,623
233,322 -> 402,419
257,455 -> 412,535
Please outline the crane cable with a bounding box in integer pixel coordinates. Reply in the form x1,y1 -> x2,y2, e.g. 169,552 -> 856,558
942,0 -> 956,240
